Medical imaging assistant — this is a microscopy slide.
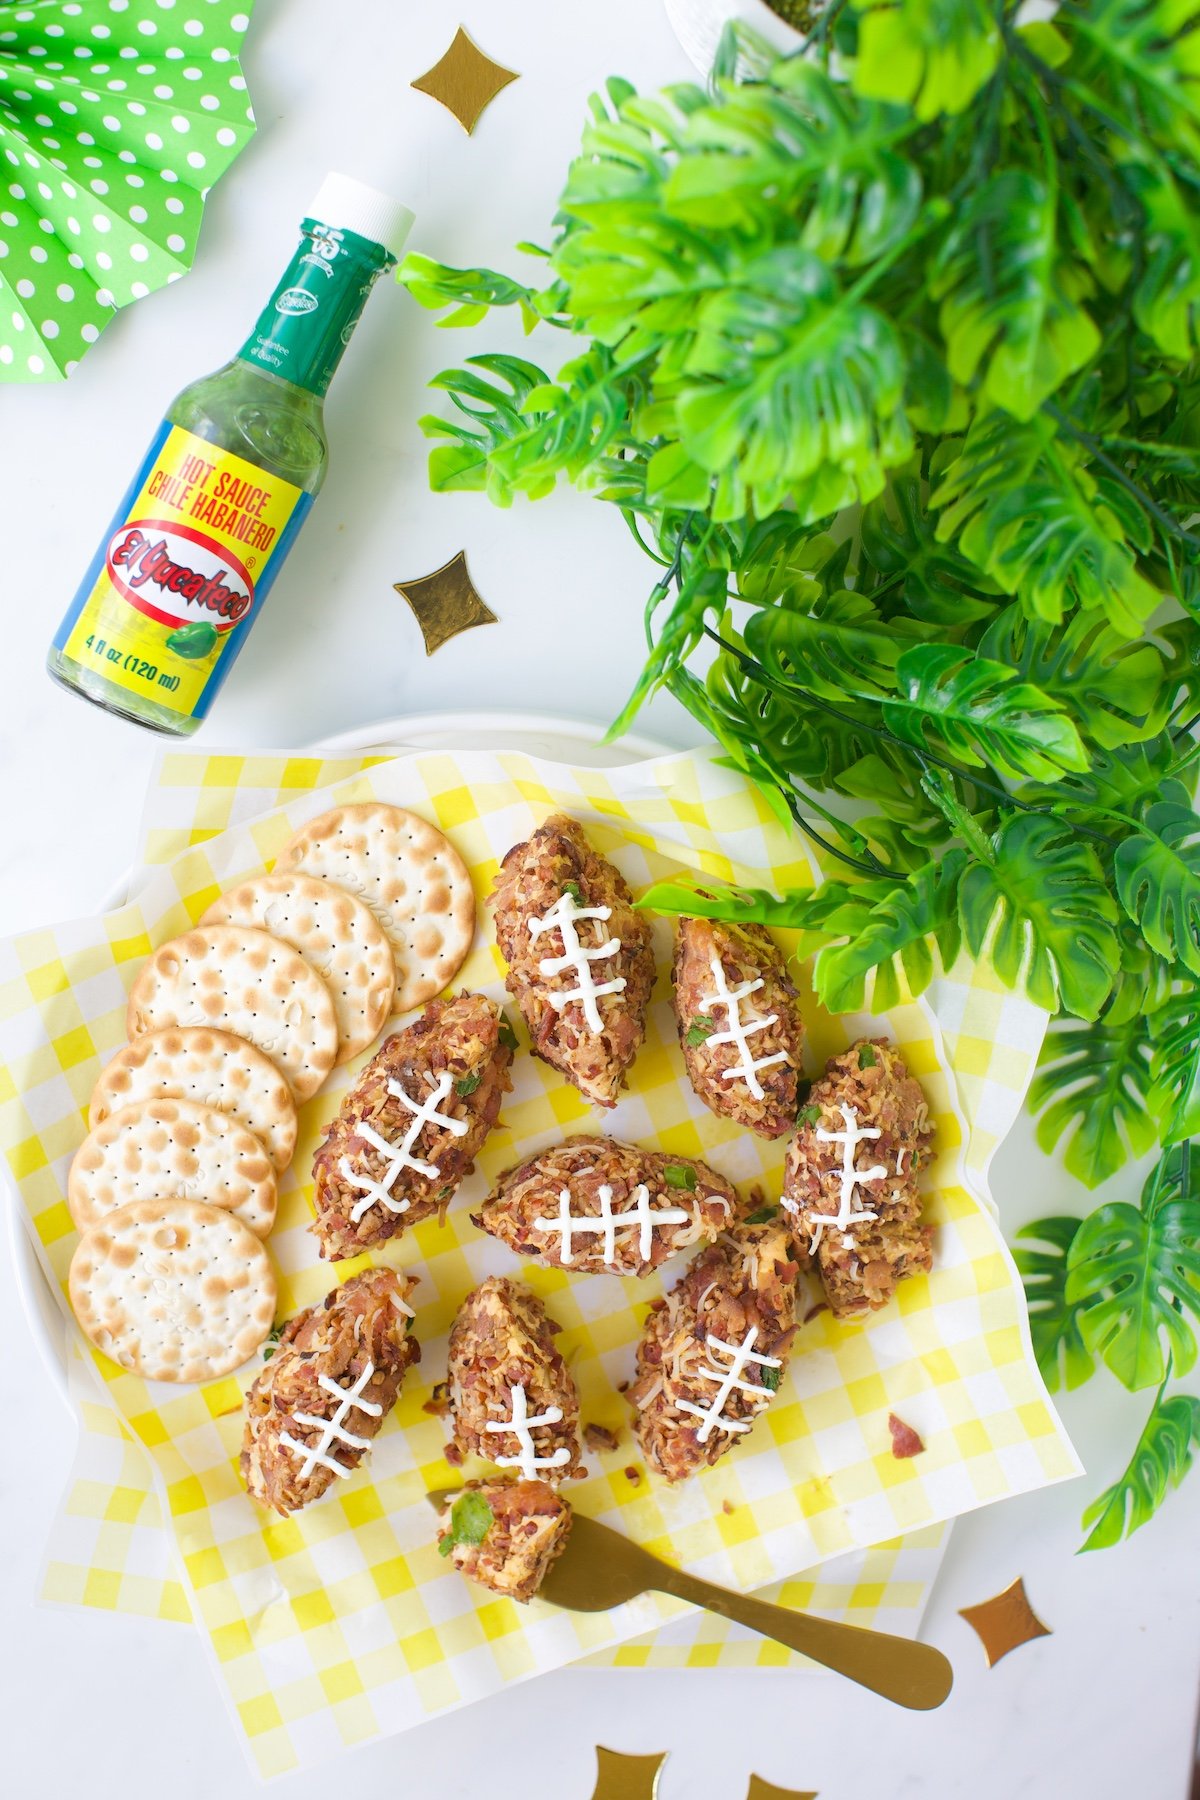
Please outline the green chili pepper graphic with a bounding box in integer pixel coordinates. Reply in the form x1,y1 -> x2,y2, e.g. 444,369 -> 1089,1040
165,622 -> 219,659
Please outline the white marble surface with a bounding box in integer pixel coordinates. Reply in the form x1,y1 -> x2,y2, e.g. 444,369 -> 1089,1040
0,3 -> 1197,1796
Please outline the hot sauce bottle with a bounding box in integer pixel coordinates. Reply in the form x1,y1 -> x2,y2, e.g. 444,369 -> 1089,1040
48,173 -> 413,735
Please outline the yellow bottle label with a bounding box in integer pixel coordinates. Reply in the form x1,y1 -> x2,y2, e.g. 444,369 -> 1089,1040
55,422 -> 311,722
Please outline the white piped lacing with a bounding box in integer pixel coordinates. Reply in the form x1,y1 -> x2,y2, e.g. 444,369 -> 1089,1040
280,1363 -> 383,1481
484,1382 -> 572,1481
529,890 -> 626,1032
532,1182 -> 691,1266
341,1071 -> 469,1223
803,1102 -> 887,1254
699,956 -> 789,1100
676,1326 -> 782,1443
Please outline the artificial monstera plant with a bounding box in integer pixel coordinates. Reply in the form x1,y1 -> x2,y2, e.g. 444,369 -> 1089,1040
398,1 -> 1200,1545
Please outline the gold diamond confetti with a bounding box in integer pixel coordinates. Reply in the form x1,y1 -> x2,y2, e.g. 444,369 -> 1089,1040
394,549 -> 498,656
588,1748 -> 668,1800
746,1781 -> 819,1800
959,1576 -> 1052,1668
410,26 -> 519,135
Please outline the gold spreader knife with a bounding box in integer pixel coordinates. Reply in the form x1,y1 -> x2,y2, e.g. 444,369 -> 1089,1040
427,1493 -> 953,1710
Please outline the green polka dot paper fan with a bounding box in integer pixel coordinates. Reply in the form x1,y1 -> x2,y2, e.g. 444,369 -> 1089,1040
0,0 -> 256,382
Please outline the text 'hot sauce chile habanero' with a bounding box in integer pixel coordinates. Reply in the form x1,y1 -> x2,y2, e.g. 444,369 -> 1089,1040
48,173 -> 414,735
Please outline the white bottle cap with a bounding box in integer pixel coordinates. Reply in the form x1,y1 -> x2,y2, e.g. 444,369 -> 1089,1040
307,172 -> 415,257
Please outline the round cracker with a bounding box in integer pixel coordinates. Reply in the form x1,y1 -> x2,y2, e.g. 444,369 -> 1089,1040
69,1198 -> 277,1384
69,1099 -> 278,1239
126,926 -> 338,1103
201,872 -> 396,1064
88,1026 -> 297,1173
279,803 -> 475,1011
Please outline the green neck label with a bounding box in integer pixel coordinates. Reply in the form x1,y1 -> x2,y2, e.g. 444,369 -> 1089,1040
238,219 -> 395,397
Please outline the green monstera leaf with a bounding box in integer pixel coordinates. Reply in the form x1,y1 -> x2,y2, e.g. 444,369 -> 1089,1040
1125,157 -> 1200,360
930,169 -> 1100,421
860,475 -> 1000,626
677,250 -> 912,520
958,814 -> 1119,1018
744,589 -> 911,704
812,850 -> 966,1011
422,349 -> 639,504
1080,1384 -> 1200,1552
399,252 -> 541,330
421,353 -> 558,500
1029,1014 -> 1158,1187
1024,736 -> 1191,821
1149,984 -> 1200,1147
932,412 -> 1161,636
1113,801 -> 1200,977
881,643 -> 1087,782
1066,0 -> 1200,160
1066,1195 -> 1200,1390
634,879 -> 836,931
1014,1215 -> 1095,1394
975,607 -> 1168,749
662,57 -> 924,267
853,0 -> 1002,120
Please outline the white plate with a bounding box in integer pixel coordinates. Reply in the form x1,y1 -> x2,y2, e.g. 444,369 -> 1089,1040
318,709 -> 678,766
9,711 -> 683,1407
663,0 -> 801,71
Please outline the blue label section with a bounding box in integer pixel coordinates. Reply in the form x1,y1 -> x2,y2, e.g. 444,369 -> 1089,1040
52,418 -> 173,654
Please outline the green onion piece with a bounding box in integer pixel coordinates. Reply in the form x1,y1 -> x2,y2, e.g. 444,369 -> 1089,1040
797,1103 -> 822,1127
663,1164 -> 697,1191
685,1015 -> 716,1047
498,1014 -> 519,1052
859,1044 -> 878,1069
455,1069 -> 483,1097
442,1490 -> 493,1554
743,1204 -> 778,1226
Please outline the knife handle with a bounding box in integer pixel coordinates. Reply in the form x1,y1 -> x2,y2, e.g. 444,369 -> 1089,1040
654,1566 -> 953,1710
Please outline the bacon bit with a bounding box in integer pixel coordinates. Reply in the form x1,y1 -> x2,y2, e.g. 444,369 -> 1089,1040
423,1381 -> 451,1419
584,1422 -> 619,1454
803,1300 -> 829,1325
623,1465 -> 642,1486
722,1500 -> 735,1516
888,1412 -> 924,1459
444,1442 -> 464,1467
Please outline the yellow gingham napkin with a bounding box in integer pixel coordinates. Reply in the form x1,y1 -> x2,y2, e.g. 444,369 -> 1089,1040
42,746 -> 964,1664
3,748 -> 1076,1778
